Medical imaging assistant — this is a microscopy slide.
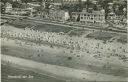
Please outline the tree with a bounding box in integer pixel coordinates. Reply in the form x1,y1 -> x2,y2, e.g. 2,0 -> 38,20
12,1 -> 22,8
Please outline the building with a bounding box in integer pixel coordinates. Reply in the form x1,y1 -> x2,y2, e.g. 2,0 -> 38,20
62,0 -> 80,5
107,12 -> 127,28
49,9 -> 70,21
71,12 -> 80,21
71,8 -> 106,25
5,2 -> 12,13
79,8 -> 105,25
27,2 -> 40,15
8,8 -> 29,16
12,0 -> 21,2
43,0 -> 83,6
49,3 -> 62,10
27,2 -> 40,7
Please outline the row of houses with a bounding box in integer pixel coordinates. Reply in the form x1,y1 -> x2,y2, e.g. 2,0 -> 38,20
3,2 -> 40,16
3,1 -> 127,28
39,7 -> 126,27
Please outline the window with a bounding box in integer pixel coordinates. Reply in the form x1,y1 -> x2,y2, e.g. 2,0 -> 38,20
84,14 -> 86,16
81,17 -> 83,19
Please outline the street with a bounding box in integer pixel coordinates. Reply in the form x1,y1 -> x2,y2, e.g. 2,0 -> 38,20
2,15 -> 127,34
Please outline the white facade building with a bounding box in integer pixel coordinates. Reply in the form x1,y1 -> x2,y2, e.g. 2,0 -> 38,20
5,2 -> 12,13
49,9 -> 70,21
80,9 -> 105,25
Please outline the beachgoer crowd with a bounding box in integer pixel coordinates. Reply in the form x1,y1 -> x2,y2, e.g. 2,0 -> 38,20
1,25 -> 128,62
